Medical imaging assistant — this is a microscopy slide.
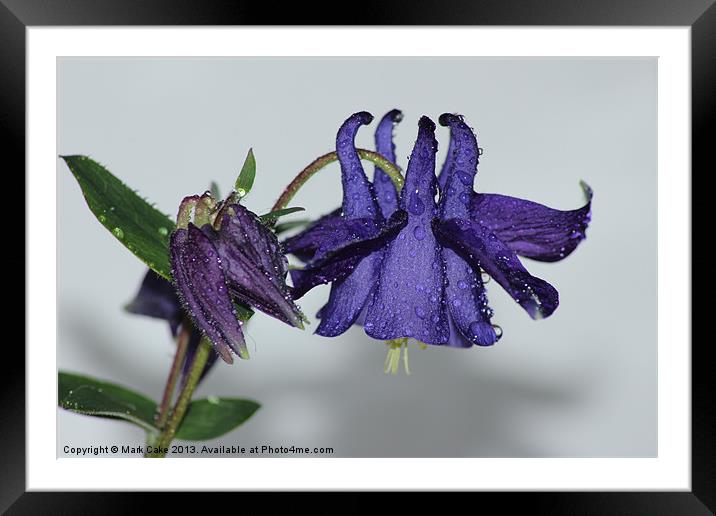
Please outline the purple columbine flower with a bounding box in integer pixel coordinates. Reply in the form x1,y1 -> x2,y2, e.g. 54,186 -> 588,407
283,111 -> 592,350
169,194 -> 305,363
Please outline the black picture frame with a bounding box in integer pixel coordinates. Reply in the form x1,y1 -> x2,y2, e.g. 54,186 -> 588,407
5,0 -> 709,513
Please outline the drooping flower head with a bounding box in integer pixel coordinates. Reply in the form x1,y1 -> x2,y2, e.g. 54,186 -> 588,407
169,191 -> 305,363
284,110 -> 592,355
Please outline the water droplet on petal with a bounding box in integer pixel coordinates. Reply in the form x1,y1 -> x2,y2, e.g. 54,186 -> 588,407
408,192 -> 425,215
112,227 -> 124,239
492,324 -> 503,340
456,170 -> 473,185
413,225 -> 426,241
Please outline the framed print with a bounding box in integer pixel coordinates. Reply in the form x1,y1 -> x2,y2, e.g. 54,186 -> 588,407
5,0 -> 710,513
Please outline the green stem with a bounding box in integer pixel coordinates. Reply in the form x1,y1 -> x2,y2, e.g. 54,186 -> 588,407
154,324 -> 190,430
146,337 -> 212,458
271,149 -> 404,213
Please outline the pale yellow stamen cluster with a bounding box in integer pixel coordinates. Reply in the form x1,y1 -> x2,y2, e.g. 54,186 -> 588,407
384,338 -> 427,375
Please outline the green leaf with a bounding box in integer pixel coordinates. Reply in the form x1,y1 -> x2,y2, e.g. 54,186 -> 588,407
210,181 -> 221,199
259,206 -> 306,225
233,302 -> 255,322
58,371 -> 159,433
273,219 -> 310,235
234,148 -> 256,197
175,397 -> 260,441
61,155 -> 175,280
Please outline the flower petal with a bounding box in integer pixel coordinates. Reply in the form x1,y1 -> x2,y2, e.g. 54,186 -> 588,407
213,204 -> 304,328
433,117 -> 498,345
337,111 -> 382,220
281,208 -> 342,263
125,269 -> 183,335
437,113 -> 479,220
437,127 -> 456,192
315,252 -> 383,337
442,247 -> 498,346
373,109 -> 402,217
290,253 -> 364,301
433,217 -> 559,320
364,116 -> 451,345
170,225 -> 247,363
289,210 -> 408,299
469,182 -> 593,262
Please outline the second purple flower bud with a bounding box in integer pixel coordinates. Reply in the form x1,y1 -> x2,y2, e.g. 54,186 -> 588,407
169,191 -> 306,364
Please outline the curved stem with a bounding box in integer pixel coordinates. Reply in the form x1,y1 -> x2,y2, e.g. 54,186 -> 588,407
154,324 -> 190,430
146,337 -> 212,458
271,149 -> 404,213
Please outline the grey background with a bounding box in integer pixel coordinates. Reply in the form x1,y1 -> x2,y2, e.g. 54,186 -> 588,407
57,57 -> 657,457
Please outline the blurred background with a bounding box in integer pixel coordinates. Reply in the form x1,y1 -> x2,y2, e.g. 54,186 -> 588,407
57,57 -> 657,457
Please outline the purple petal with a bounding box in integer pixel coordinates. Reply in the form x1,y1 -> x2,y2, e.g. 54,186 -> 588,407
289,210 -> 408,299
437,113 -> 479,220
364,116 -> 451,345
309,210 -> 407,263
469,182 -> 593,262
437,126 -> 456,192
125,269 -> 183,335
220,204 -> 289,280
290,254 -> 364,301
373,109 -> 402,217
281,208 -> 342,263
433,118 -> 497,346
337,112 -> 382,220
315,252 -> 383,337
213,204 -> 304,328
433,218 -> 559,320
445,311 -> 479,348
170,225 -> 247,363
442,247 -> 498,346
